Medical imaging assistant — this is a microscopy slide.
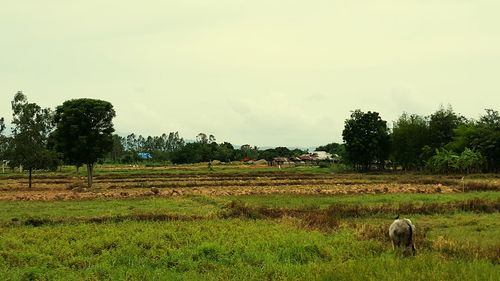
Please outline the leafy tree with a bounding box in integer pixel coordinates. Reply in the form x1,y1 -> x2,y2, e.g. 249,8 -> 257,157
125,133 -> 139,151
446,122 -> 477,153
215,142 -> 235,162
290,148 -> 306,158
108,134 -> 125,163
426,149 -> 458,174
137,135 -> 146,151
391,113 -> 429,170
53,99 -> 115,188
274,147 -> 291,157
171,142 -> 203,164
446,109 -> 500,172
8,91 -> 58,188
342,110 -> 390,171
470,109 -> 500,172
0,117 -> 5,134
0,117 -> 11,165
237,144 -> 259,161
196,133 -> 208,144
426,148 -> 484,174
165,132 -> 184,152
428,106 -> 464,151
456,148 -> 484,173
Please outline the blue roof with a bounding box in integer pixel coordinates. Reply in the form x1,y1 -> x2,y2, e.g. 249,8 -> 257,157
137,152 -> 152,159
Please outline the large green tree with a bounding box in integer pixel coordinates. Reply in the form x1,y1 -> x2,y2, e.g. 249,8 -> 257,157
8,91 -> 58,188
391,113 -> 429,170
53,99 -> 116,187
474,109 -> 500,172
449,109 -> 500,172
342,110 -> 390,171
428,106 -> 464,150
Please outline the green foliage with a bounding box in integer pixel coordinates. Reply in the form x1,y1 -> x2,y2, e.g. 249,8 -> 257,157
472,109 -> 500,172
237,144 -> 259,161
426,149 -> 458,174
7,91 -> 59,187
446,109 -> 500,172
171,142 -> 207,164
426,148 -> 485,174
428,105 -> 465,150
342,110 -> 390,170
105,134 -> 125,163
0,117 -> 9,161
0,117 -> 5,134
258,147 -> 305,161
53,98 -> 115,187
391,113 -> 429,170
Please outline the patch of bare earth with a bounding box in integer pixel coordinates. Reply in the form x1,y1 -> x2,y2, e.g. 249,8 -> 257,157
0,183 -> 455,201
1,172 -> 497,201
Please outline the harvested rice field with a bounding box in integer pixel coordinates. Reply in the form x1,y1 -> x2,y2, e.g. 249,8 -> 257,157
0,164 -> 499,280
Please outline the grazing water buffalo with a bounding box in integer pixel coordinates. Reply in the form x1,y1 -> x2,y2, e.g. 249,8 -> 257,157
389,217 -> 416,256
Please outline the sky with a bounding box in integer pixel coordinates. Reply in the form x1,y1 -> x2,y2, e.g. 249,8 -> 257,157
1,1 -> 499,148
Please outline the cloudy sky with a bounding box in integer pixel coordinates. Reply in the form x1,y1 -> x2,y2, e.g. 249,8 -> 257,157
1,1 -> 499,147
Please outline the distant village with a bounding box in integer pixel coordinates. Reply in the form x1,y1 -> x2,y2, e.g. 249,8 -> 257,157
270,151 -> 340,166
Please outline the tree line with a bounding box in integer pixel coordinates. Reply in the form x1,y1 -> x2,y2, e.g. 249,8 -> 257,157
109,132 -> 307,165
342,107 -> 499,173
1,91 -> 499,189
1,92 -> 115,188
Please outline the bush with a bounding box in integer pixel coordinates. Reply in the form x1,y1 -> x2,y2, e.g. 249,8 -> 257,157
426,148 -> 485,174
319,162 -> 331,168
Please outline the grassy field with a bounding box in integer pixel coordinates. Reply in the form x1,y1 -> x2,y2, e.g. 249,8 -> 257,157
0,164 -> 499,280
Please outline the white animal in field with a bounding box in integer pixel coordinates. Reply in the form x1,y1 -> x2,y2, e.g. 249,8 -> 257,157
389,216 -> 416,256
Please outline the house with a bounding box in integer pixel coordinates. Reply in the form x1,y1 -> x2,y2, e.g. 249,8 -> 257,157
272,157 -> 293,166
311,151 -> 333,160
297,151 -> 334,163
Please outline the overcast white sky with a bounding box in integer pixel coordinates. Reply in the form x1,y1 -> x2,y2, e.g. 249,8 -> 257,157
1,1 -> 499,147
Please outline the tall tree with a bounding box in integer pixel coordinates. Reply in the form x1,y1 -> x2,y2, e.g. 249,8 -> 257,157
9,91 -> 58,188
196,133 -> 208,144
125,133 -> 138,151
166,132 -> 184,152
391,113 -> 429,170
0,117 -> 5,134
238,144 -> 259,161
342,110 -> 390,171
53,99 -> 115,188
0,117 -> 10,164
468,109 -> 500,172
108,134 -> 125,163
428,106 -> 464,150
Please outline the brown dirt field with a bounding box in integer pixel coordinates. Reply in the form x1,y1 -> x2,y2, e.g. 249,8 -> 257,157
0,183 -> 455,201
1,171 -> 497,201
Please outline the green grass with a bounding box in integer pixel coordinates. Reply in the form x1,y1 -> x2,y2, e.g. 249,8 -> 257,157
418,213 -> 500,250
0,196 -> 222,225
1,169 -> 499,280
1,192 -> 497,226
1,219 -> 498,280
228,191 -> 500,209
